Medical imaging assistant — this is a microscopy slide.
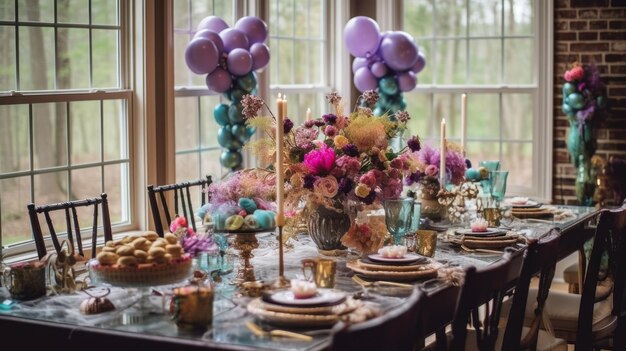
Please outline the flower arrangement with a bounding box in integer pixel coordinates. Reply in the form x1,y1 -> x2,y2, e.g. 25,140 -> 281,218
169,216 -> 218,258
402,141 -> 467,188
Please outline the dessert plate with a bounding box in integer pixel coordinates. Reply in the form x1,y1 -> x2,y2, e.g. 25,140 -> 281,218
264,289 -> 346,307
368,253 -> 424,264
455,228 -> 507,237
504,199 -> 541,208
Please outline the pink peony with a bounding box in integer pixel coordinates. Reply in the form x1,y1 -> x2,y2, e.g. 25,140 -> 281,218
425,165 -> 439,177
303,146 -> 335,176
570,66 -> 584,81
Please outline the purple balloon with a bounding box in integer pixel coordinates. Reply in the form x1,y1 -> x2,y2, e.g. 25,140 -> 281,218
343,16 -> 381,57
220,28 -> 250,53
352,57 -> 368,73
353,67 -> 377,92
250,43 -> 270,70
380,31 -> 419,71
412,52 -> 426,74
206,67 -> 232,93
371,62 -> 388,78
197,16 -> 229,33
193,29 -> 225,54
227,48 -> 253,76
398,71 -> 417,92
185,38 -> 219,74
235,16 -> 268,44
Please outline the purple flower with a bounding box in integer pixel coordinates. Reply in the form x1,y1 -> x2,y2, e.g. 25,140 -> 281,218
325,91 -> 342,105
342,144 -> 359,157
304,120 -> 316,128
283,118 -> 294,133
303,174 -> 316,189
395,111 -> 410,123
303,146 -> 336,176
407,135 -> 421,152
294,127 -> 319,148
323,113 -> 337,125
405,171 -> 422,186
362,189 -> 378,205
241,94 -> 264,119
338,177 -> 354,194
314,120 -> 326,127
324,125 -> 338,137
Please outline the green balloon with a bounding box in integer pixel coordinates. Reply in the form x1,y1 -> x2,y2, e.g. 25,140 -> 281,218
373,106 -> 384,116
231,123 -> 249,143
220,150 -> 242,169
237,72 -> 257,92
222,91 -> 232,101
596,95 -> 606,108
379,76 -> 398,96
399,97 -> 407,110
218,126 -> 243,150
214,104 -> 230,126
567,92 -> 585,110
562,82 -> 576,96
562,103 -> 575,117
228,103 -> 245,124
230,88 -> 247,103
246,126 -> 256,138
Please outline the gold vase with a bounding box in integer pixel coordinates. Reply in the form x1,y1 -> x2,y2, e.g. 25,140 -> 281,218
419,177 -> 444,221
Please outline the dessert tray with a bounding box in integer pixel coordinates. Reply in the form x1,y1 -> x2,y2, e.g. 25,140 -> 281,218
88,255 -> 192,287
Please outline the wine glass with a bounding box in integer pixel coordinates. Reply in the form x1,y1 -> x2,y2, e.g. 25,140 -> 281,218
490,170 -> 509,204
383,198 -> 414,246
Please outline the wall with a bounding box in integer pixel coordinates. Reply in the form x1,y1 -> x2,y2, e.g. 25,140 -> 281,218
553,0 -> 626,205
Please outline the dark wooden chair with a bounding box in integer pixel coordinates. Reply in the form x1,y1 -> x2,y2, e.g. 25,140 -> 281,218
502,229 -> 567,351
416,279 -> 463,351
27,193 -> 113,260
147,176 -> 212,237
449,247 -> 525,351
330,286 -> 424,351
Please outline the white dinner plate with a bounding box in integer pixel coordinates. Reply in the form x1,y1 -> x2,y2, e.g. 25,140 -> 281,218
266,289 -> 346,307
455,228 -> 508,237
368,253 -> 425,264
504,200 -> 541,208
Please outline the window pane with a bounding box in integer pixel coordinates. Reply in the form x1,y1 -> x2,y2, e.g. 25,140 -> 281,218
192,0 -> 234,28
0,25 -> 16,91
70,167 -> 102,229
91,0 -> 118,25
504,0 -> 533,36
0,104 -> 29,173
18,26 -> 55,90
0,177 -> 31,245
404,0 -> 433,39
0,0 -> 14,21
504,38 -> 533,84
468,39 -> 501,84
104,163 -> 128,223
174,33 -> 193,87
416,40 -> 433,85
502,142 -> 532,191
467,94 -> 499,139
92,29 -> 119,88
176,153 -> 200,183
70,100 -> 101,165
173,0 -> 189,29
200,96 -> 222,148
273,0 -> 294,38
405,92 -> 432,139
57,0 -> 89,24
468,0 -> 501,37
103,99 -> 126,161
18,0 -> 54,23
502,93 -> 533,141
435,0 -> 466,37
200,149 -> 223,181
434,39 -> 466,84
33,103 -> 68,169
57,28 -> 90,89
272,39 -> 295,84
309,0 -> 324,40
467,141 -> 500,165
175,97 -> 200,151
34,171 -> 68,208
308,41 -> 324,85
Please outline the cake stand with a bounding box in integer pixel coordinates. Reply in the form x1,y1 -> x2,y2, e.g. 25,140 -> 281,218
218,228 -> 275,285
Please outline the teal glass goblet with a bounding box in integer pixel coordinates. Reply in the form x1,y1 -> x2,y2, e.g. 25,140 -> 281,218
479,160 -> 500,196
490,170 -> 509,203
383,198 -> 414,246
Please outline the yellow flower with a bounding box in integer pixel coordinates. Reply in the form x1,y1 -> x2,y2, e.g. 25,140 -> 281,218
290,173 -> 304,188
333,135 -> 349,148
354,183 -> 371,198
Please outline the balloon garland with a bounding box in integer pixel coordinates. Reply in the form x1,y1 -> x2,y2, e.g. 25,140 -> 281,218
343,16 -> 425,117
185,16 -> 270,171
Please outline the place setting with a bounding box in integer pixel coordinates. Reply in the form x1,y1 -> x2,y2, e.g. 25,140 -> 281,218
346,245 -> 442,282
446,218 -> 525,254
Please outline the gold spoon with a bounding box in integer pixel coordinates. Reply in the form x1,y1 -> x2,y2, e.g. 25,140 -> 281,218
352,275 -> 414,289
246,320 -> 313,341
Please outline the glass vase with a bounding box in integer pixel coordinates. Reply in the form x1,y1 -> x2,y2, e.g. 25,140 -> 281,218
307,202 -> 349,253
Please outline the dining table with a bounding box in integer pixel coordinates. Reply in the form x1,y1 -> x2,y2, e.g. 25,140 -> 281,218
0,205 -> 600,351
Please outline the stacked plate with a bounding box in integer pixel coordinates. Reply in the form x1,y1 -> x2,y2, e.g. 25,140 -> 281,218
246,288 -> 357,328
346,253 -> 439,282
452,228 -> 521,250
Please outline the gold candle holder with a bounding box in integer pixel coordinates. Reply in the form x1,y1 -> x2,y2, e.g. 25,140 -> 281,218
415,230 -> 438,257
271,225 -> 290,289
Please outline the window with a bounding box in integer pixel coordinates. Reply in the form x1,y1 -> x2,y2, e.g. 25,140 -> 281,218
402,0 -> 552,199
0,0 -> 131,256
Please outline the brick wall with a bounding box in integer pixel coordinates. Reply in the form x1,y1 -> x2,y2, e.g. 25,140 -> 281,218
553,0 -> 626,205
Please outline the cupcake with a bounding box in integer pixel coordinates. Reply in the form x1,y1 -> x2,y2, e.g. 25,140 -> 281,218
470,218 -> 489,232
378,245 -> 407,258
291,279 -> 317,299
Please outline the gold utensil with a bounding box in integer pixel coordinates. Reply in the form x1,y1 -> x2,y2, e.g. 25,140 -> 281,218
352,275 -> 414,289
460,244 -> 503,255
246,320 -> 313,341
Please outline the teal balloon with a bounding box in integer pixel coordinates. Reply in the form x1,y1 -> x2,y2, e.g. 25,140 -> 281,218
246,126 -> 256,138
373,106 -> 384,116
222,91 -> 232,101
228,103 -> 245,124
562,103 -> 575,117
379,76 -> 398,96
237,72 -> 257,92
465,168 -> 480,181
218,126 -> 243,150
214,103 -> 230,126
567,92 -> 585,110
231,123 -> 249,142
596,95 -> 606,108
230,88 -> 247,102
399,98 -> 407,110
220,150 -> 243,169
562,82 -> 576,96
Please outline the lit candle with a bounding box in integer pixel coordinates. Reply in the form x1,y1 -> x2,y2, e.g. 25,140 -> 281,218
306,107 -> 311,121
440,118 -> 446,189
276,94 -> 285,226
461,93 -> 467,157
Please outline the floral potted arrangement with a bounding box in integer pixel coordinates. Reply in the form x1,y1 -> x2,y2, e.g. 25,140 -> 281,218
242,90 -> 419,254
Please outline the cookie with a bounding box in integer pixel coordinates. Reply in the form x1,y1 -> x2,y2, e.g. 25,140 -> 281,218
164,233 -> 179,245
116,244 -> 135,256
96,251 -> 119,265
143,231 -> 159,241
117,256 -> 138,267
148,246 -> 166,258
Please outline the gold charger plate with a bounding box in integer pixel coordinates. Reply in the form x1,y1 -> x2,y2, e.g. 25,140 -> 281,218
353,259 -> 432,272
462,237 -> 519,249
347,261 -> 439,282
247,298 -> 340,327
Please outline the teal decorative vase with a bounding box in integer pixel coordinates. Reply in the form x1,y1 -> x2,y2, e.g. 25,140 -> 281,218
566,120 -> 596,206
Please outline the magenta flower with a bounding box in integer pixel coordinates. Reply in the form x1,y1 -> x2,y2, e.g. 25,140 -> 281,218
303,146 -> 336,176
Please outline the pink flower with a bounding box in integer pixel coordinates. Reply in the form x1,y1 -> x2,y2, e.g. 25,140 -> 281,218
564,71 -> 573,82
425,165 -> 439,177
314,176 -> 339,198
335,155 -> 361,177
303,146 -> 335,176
324,125 -> 337,137
382,178 -> 402,198
170,216 -> 188,233
390,158 -> 404,169
570,66 -> 584,81
359,171 -> 378,188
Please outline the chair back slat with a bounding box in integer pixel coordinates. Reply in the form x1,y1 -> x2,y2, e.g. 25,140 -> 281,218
43,210 -> 62,254
147,176 -> 212,237
91,203 -> 99,259
416,281 -> 462,351
64,207 -> 74,251
71,205 -> 84,257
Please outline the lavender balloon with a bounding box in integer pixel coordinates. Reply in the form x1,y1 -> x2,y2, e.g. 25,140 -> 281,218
193,29 -> 225,54
197,16 -> 229,33
227,48 -> 253,76
343,16 -> 381,57
235,16 -> 268,44
220,28 -> 250,53
354,67 -> 378,92
371,62 -> 388,78
185,38 -> 219,74
412,52 -> 426,74
380,31 -> 419,71
398,71 -> 417,92
352,57 -> 368,73
206,67 -> 232,93
250,43 -> 270,70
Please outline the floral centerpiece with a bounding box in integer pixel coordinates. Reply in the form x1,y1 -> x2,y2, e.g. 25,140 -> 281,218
243,90 -> 419,253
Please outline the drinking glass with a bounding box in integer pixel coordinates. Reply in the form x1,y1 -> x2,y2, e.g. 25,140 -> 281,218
383,198 -> 414,246
479,160 -> 500,196
490,170 -> 509,203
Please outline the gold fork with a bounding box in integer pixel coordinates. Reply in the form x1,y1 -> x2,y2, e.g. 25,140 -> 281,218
352,275 -> 414,289
460,244 -> 503,255
246,320 -> 313,341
